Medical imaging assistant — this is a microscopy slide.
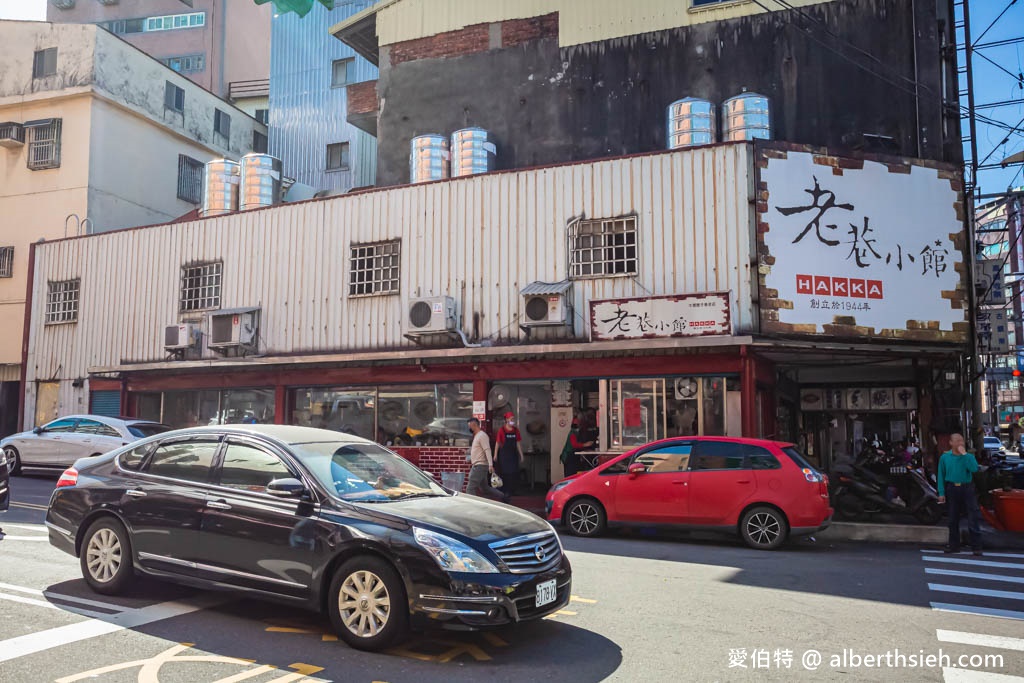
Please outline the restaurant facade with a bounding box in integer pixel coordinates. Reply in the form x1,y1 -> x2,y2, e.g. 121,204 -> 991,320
20,141 -> 968,485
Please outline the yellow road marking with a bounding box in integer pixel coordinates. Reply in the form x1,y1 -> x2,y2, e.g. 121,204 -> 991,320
482,632 -> 508,647
264,618 -> 338,642
264,663 -> 325,683
211,665 -> 279,683
543,609 -> 578,619
435,641 -> 491,663
570,595 -> 597,604
55,643 -> 255,683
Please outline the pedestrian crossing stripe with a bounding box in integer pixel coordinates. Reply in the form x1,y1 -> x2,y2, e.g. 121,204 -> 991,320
943,668 -> 1024,682
936,630 -> 1024,652
930,603 -> 1024,622
926,568 -> 1024,585
928,584 -> 1024,602
923,556 -> 1024,571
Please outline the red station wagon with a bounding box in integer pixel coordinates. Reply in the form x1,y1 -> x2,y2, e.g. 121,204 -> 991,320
545,437 -> 833,550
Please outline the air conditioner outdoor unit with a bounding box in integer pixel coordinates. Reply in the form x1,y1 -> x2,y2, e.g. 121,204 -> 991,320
407,296 -> 457,334
164,323 -> 199,351
520,282 -> 572,327
208,308 -> 259,350
0,122 -> 25,148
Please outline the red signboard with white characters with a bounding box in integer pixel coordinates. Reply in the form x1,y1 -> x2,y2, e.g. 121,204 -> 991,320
796,275 -> 884,300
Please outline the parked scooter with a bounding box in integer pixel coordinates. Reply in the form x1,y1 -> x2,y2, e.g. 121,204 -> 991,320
830,445 -> 942,524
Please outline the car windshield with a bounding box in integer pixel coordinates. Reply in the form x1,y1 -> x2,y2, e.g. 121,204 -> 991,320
127,423 -> 172,438
984,438 -> 1000,445
289,441 -> 446,502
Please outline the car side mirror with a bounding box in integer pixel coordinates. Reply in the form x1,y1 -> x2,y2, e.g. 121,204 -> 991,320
628,463 -> 646,478
266,478 -> 307,498
33,426 -> 45,435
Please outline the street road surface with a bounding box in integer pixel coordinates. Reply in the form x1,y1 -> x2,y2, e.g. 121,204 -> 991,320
2,474 -> 1023,682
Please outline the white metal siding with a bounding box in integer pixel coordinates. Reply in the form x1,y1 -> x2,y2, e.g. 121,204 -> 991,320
26,143 -> 755,399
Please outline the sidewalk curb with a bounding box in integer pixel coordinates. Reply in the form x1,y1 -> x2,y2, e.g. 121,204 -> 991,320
820,522 -> 948,544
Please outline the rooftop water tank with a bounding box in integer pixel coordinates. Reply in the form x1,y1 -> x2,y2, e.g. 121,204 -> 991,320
239,153 -> 283,211
450,127 -> 496,177
410,134 -> 449,184
722,92 -> 771,141
200,159 -> 240,218
666,98 -> 717,149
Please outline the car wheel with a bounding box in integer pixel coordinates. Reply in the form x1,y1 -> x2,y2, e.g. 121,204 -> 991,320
565,498 -> 606,537
80,518 -> 134,595
4,446 -> 21,476
328,556 -> 408,651
740,506 -> 788,550
913,501 -> 943,525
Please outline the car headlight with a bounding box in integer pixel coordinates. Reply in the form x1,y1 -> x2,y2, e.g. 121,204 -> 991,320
549,480 -> 572,495
413,527 -> 498,574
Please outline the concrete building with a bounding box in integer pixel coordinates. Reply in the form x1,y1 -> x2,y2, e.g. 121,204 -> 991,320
269,0 -> 377,193
332,0 -> 960,186
47,0 -> 272,120
0,19 -> 266,436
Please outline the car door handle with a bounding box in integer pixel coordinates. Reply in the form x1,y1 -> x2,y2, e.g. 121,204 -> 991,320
126,489 -> 146,498
736,480 -> 752,484
206,500 -> 231,510
672,480 -> 688,485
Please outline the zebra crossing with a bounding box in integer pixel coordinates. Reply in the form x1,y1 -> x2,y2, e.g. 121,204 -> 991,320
920,550 -> 1024,681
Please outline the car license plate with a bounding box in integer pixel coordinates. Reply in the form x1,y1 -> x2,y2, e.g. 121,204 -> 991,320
535,579 -> 557,608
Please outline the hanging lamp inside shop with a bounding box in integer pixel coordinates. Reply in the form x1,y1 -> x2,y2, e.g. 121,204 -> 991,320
253,0 -> 335,18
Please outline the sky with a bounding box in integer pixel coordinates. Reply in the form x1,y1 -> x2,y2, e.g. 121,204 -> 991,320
0,0 -> 45,22
0,0 -> 1019,192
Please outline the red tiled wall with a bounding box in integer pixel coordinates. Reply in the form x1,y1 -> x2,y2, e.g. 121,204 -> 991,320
347,79 -> 379,115
501,13 -> 558,48
393,446 -> 471,491
389,23 -> 491,65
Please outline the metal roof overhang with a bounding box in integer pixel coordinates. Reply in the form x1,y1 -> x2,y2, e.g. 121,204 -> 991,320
330,1 -> 396,66
751,337 -> 964,367
88,334 -> 755,377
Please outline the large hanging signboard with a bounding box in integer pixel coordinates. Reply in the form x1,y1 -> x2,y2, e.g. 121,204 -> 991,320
757,146 -> 968,342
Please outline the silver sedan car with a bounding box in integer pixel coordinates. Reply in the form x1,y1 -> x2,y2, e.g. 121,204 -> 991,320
2,415 -> 170,474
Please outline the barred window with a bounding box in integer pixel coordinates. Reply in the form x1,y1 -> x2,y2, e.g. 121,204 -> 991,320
46,279 -> 80,325
27,119 -> 62,170
569,216 -> 638,279
180,261 -> 222,312
349,240 -> 400,297
163,54 -> 206,74
177,154 -> 203,204
0,247 -> 12,278
164,81 -> 185,113
214,109 -> 231,139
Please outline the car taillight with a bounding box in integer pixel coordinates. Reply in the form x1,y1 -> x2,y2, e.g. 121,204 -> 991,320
56,467 -> 78,488
802,467 -> 823,483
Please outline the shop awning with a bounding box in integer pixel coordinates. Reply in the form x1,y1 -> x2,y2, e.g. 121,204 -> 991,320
329,0 -> 402,66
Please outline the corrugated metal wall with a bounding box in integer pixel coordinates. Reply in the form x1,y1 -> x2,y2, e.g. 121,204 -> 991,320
26,144 -> 755,421
269,0 -> 378,191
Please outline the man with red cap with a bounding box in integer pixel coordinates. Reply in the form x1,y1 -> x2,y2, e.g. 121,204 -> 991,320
495,411 -> 524,497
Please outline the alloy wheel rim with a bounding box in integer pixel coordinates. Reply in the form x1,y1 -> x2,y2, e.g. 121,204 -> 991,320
85,528 -> 122,583
570,503 -> 599,534
747,512 -> 781,546
338,570 -> 390,638
4,448 -> 15,470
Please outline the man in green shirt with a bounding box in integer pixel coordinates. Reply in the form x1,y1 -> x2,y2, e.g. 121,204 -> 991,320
937,434 -> 982,555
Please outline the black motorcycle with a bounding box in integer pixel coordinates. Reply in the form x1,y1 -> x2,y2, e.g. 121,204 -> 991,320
830,447 -> 942,524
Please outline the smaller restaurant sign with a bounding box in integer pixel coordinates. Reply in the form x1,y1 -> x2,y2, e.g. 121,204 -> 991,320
590,293 -> 731,341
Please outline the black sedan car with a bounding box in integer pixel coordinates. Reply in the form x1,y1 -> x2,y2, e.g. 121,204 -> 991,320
46,425 -> 570,650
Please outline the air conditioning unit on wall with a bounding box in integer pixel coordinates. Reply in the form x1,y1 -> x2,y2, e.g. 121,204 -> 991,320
407,296 -> 457,334
521,281 -> 572,327
208,308 -> 259,351
164,323 -> 199,351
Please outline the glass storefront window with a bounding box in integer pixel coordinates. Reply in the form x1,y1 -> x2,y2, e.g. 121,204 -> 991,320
702,377 -> 726,436
610,379 -> 665,449
609,376 -> 731,449
220,389 -> 275,425
292,387 -> 376,441
148,389 -> 275,429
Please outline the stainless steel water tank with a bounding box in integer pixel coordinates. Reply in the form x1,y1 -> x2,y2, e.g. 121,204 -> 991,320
410,134 -> 449,183
722,92 -> 771,141
200,159 -> 240,217
239,153 -> 283,211
450,128 -> 496,177
666,97 -> 717,149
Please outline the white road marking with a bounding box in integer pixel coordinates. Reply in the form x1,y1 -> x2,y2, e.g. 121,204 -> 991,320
943,668 -> 1024,682
2,524 -> 48,532
0,535 -> 48,541
937,629 -> 1024,652
10,501 -> 49,511
923,550 -> 1024,559
930,603 -> 1024,621
926,568 -> 1024,585
929,584 -> 1024,601
0,591 -> 111,620
0,594 -> 228,664
0,581 -> 127,612
923,556 -> 1024,570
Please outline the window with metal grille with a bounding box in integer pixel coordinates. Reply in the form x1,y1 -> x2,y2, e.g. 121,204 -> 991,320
327,142 -> 350,171
569,216 -> 639,278
45,279 -> 80,325
331,58 -> 354,87
163,54 -> 205,74
214,109 -> 231,139
0,247 -> 13,278
180,261 -> 222,312
164,81 -> 185,113
32,48 -> 57,79
349,241 -> 400,297
177,154 -> 203,204
254,109 -> 269,125
27,120 -> 62,170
